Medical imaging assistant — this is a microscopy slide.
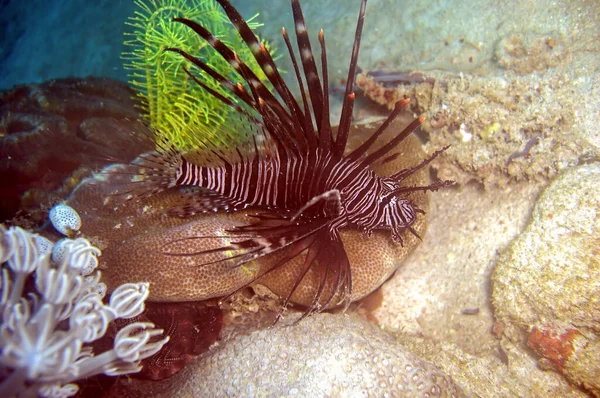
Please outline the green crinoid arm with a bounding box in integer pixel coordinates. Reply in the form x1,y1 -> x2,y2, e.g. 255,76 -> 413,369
123,0 -> 277,151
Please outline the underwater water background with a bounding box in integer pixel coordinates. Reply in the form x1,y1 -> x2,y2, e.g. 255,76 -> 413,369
2,0 -> 594,91
1,0 -> 600,396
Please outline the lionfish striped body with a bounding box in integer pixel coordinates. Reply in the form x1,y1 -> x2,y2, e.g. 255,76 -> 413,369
129,0 -> 453,316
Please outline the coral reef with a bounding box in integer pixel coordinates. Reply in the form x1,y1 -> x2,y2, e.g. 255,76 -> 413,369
494,32 -> 568,75
397,334 -> 586,397
365,175 -> 591,396
356,71 -> 595,188
0,224 -> 168,397
111,313 -> 464,397
492,163 -> 600,395
66,119 -> 430,309
0,77 -> 153,224
123,0 -> 274,151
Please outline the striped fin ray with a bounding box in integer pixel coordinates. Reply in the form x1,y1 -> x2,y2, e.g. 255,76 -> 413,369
162,213 -> 353,316
212,0 -> 309,138
293,229 -> 352,321
169,19 -> 306,156
180,66 -> 259,125
164,50 -> 301,159
232,218 -> 353,318
105,139 -> 182,199
346,99 -> 410,162
317,29 -> 333,150
389,145 -> 451,182
333,0 -> 368,158
167,18 -> 281,112
290,0 -> 325,134
361,115 -> 426,167
164,46 -> 257,110
281,27 -> 316,149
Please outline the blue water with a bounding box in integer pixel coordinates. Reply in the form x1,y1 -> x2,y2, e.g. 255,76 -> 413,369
0,0 -> 359,91
0,0 -> 133,90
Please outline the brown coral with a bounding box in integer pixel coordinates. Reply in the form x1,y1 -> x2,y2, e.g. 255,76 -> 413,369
0,77 -> 152,224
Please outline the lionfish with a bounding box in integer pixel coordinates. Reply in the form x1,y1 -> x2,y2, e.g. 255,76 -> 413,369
127,0 -> 453,316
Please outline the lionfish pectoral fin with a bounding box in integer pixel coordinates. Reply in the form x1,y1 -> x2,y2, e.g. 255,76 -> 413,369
301,227 -> 353,318
271,224 -> 351,323
290,189 -> 342,222
215,214 -> 352,320
166,188 -> 240,218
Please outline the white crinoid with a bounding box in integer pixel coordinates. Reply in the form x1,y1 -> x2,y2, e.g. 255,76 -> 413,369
0,223 -> 169,398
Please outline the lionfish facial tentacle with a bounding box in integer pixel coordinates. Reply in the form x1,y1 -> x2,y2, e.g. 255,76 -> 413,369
333,0 -> 368,158
389,179 -> 457,197
407,226 -> 423,241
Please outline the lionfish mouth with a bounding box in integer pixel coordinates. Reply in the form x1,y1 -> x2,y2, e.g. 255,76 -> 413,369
124,0 -> 454,319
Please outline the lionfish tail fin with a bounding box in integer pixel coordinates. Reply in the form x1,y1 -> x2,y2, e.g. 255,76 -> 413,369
107,144 -> 182,200
166,188 -> 242,218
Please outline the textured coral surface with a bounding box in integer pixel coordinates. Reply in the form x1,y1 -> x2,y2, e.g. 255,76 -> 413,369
108,313 -> 464,397
0,77 -> 151,224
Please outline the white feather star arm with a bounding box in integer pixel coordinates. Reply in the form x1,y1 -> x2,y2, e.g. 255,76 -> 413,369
0,223 -> 168,398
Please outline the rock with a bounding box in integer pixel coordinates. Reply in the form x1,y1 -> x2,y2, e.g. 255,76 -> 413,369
492,163 -> 600,395
110,313 -> 463,397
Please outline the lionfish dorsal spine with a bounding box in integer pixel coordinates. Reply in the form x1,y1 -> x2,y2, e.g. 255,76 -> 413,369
317,29 -> 333,150
290,0 -> 325,134
333,0 -> 368,158
281,26 -> 316,147
123,0 -> 457,317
